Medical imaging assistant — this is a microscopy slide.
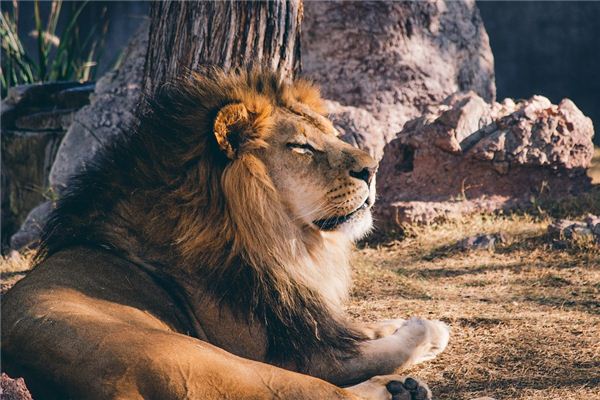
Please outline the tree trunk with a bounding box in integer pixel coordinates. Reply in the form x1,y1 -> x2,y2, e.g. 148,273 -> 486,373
143,0 -> 303,94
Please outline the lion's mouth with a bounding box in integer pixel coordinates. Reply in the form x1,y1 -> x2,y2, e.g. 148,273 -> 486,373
313,200 -> 370,231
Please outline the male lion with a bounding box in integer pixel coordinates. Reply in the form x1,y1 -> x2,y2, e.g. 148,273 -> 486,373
2,70 -> 449,399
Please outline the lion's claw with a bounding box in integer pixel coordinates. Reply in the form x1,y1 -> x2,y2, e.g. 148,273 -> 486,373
348,374 -> 432,400
386,377 -> 431,400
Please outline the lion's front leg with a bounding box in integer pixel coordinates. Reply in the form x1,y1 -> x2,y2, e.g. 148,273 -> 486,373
309,318 -> 450,386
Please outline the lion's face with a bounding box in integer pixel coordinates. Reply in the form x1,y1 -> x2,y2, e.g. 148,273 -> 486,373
257,106 -> 378,241
208,73 -> 378,242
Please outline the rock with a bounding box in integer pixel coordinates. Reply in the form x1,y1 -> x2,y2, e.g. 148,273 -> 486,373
376,92 -> 595,227
548,216 -> 600,244
0,102 -> 18,129
455,233 -> 506,251
49,21 -> 148,192
326,101 -> 386,159
9,201 -> 53,251
547,219 -> 580,236
584,214 -> 600,235
0,82 -> 92,133
303,0 -> 495,156
570,225 -> 594,238
0,373 -> 33,400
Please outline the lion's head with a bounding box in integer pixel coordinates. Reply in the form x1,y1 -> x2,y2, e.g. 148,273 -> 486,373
212,76 -> 377,241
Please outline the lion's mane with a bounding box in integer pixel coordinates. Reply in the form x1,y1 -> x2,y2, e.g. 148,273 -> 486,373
37,69 -> 364,368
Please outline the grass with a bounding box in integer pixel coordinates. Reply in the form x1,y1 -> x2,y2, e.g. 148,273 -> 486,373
0,0 -> 108,97
2,149 -> 599,399
0,251 -> 33,294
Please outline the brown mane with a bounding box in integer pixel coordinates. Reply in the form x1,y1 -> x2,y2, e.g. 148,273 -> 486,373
37,69 -> 364,368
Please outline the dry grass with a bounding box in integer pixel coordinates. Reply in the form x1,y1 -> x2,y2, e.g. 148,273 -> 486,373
0,251 -> 33,294
2,150 -> 599,399
351,212 -> 599,399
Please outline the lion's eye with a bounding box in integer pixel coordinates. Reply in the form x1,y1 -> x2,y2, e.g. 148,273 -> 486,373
287,143 -> 314,156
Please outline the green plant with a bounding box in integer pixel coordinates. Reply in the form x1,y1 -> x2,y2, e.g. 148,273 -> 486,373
0,0 -> 108,97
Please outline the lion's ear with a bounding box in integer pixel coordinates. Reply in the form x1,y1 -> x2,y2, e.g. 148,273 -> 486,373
213,103 -> 250,159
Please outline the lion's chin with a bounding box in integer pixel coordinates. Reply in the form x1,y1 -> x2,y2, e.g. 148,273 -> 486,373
339,208 -> 373,241
314,207 -> 373,241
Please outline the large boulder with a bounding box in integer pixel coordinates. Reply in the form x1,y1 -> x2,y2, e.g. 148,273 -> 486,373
326,101 -> 385,159
49,21 -> 149,192
302,0 -> 495,157
0,373 -> 32,400
9,201 -> 53,251
375,92 -> 595,227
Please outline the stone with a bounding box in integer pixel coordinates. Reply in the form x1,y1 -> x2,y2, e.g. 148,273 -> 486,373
3,81 -> 87,108
569,225 -> 594,238
49,21 -> 148,192
303,0 -> 495,157
52,84 -> 95,109
0,373 -> 33,400
0,102 -> 19,129
547,219 -> 580,236
376,92 -> 595,227
584,214 -> 600,235
326,101 -> 386,159
548,216 -> 600,244
9,201 -> 53,251
455,233 -> 506,251
1,82 -> 93,130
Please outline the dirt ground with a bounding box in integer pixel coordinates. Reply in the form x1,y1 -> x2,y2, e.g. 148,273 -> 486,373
2,150 -> 599,400
348,150 -> 600,400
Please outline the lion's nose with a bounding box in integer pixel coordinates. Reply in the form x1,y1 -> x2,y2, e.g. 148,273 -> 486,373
350,165 -> 376,185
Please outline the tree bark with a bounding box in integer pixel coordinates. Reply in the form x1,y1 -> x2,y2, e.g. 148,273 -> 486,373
143,0 -> 302,94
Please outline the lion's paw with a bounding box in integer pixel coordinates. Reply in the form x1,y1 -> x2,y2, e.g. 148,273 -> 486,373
347,375 -> 432,400
394,318 -> 450,365
363,319 -> 406,340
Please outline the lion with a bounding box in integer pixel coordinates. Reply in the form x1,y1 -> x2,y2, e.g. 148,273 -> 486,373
1,70 -> 449,400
